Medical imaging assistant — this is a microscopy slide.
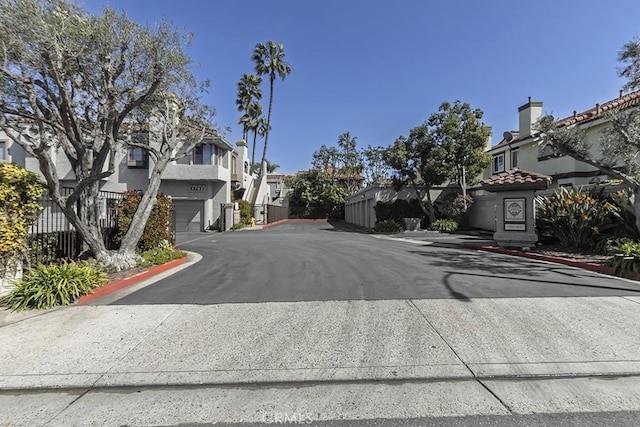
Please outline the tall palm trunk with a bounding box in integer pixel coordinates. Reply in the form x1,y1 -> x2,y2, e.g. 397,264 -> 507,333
252,127 -> 258,167
261,76 -> 274,169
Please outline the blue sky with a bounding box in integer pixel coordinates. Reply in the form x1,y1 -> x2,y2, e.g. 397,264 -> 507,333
82,0 -> 640,174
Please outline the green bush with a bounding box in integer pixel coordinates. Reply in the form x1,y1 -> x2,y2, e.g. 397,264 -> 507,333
605,238 -> 640,276
116,191 -> 172,251
436,192 -> 473,220
430,219 -> 458,233
237,200 -> 252,224
374,199 -> 425,225
231,223 -> 245,230
26,232 -> 59,266
535,187 -> 620,249
372,219 -> 404,233
138,244 -> 186,268
1,261 -> 107,311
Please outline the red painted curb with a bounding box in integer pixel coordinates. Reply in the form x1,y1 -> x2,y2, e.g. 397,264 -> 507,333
76,256 -> 187,305
261,218 -> 328,229
467,244 -> 640,281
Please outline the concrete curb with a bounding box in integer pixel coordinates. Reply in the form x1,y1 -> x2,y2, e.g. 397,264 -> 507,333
76,256 -> 187,305
467,244 -> 640,281
261,218 -> 328,229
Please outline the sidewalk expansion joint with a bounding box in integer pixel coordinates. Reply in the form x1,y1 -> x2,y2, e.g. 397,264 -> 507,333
3,372 -> 640,395
407,299 -> 515,415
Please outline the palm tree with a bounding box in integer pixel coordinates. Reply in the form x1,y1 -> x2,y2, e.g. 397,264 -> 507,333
247,101 -> 263,167
252,41 -> 292,168
235,74 -> 262,142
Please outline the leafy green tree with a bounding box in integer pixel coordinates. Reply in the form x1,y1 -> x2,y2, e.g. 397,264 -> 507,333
337,132 -> 364,193
311,132 -> 364,193
312,145 -> 340,177
426,100 -> 492,195
288,170 -> 349,218
538,39 -> 640,235
362,145 -> 390,185
252,41 -> 292,167
387,124 -> 447,223
0,0 -> 213,269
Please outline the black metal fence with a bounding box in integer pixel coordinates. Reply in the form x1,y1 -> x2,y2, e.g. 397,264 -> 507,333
27,188 -> 123,265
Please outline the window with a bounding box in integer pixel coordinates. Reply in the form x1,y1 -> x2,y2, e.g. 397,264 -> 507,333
493,154 -> 505,173
127,147 -> 148,168
511,148 -> 519,169
214,145 -> 223,166
0,141 -> 5,161
194,145 -> 212,165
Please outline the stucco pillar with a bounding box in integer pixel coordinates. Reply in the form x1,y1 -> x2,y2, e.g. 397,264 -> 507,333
481,169 -> 552,249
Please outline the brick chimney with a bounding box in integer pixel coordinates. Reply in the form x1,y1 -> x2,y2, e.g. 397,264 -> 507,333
518,97 -> 543,138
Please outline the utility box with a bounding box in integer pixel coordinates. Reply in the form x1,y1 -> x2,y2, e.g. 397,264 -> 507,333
221,203 -> 234,231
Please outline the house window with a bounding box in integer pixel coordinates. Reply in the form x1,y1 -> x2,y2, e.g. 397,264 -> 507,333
214,145 -> 224,166
511,149 -> 519,169
493,154 -> 505,173
127,147 -> 148,168
194,145 -> 212,165
0,141 -> 5,161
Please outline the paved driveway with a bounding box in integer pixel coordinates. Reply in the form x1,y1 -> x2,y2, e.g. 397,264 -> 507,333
112,221 -> 640,305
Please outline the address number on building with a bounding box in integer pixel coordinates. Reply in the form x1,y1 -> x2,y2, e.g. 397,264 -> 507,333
189,185 -> 205,192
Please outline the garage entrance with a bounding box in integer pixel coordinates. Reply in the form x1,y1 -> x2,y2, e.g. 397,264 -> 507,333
173,200 -> 204,232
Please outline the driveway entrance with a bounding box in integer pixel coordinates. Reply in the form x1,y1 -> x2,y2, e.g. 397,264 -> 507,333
112,221 -> 640,305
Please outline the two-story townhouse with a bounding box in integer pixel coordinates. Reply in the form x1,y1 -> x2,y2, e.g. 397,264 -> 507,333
481,90 -> 640,188
466,90 -> 640,231
0,125 -> 251,233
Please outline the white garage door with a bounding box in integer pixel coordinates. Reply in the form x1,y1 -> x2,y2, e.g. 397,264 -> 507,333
174,200 -> 204,232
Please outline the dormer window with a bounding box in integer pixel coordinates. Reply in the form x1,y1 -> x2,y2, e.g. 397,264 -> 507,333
511,148 -> 519,169
493,154 -> 505,173
128,147 -> 148,168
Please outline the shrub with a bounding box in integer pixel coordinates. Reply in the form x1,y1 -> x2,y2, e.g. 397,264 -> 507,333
116,191 -> 172,251
372,219 -> 404,233
535,187 -> 620,249
237,200 -> 252,224
0,163 -> 46,272
26,233 -> 59,266
138,242 -> 186,268
437,192 -> 474,220
231,223 -> 245,230
374,199 -> 425,225
1,261 -> 107,311
605,238 -> 640,276
430,219 -> 458,233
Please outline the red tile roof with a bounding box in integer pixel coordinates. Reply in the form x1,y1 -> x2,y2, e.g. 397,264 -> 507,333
489,90 -> 640,150
481,168 -> 552,191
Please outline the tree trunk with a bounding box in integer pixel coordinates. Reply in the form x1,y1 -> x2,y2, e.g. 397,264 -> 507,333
633,186 -> 640,237
252,128 -> 258,168
410,179 -> 436,224
261,77 -> 274,167
116,154 -> 171,268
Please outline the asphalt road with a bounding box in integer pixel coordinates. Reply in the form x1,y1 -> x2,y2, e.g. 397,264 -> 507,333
112,221 -> 640,305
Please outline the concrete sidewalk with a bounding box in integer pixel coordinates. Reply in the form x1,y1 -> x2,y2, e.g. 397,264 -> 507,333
2,297 -> 640,425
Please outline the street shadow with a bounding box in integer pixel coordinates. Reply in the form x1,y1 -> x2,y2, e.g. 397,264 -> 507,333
410,247 -> 640,294
442,272 -> 472,301
321,219 -> 371,234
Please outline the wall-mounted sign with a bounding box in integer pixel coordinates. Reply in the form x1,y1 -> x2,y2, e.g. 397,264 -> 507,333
505,223 -> 526,231
189,185 -> 205,192
504,198 -> 525,223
